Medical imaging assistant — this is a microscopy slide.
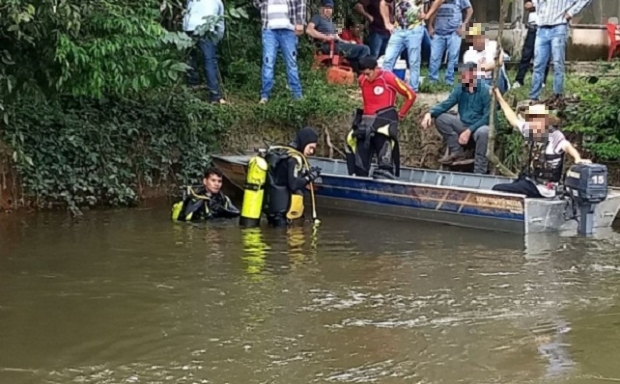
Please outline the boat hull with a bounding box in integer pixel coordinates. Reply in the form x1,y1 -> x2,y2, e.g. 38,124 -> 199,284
212,155 -> 620,234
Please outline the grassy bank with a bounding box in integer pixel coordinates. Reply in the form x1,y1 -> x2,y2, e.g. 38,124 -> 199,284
2,60 -> 619,212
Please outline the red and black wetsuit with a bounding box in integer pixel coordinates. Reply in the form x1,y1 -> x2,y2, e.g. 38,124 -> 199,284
358,69 -> 416,119
347,70 -> 417,178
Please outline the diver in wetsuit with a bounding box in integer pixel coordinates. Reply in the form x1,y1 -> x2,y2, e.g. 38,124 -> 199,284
346,56 -> 416,179
264,127 -> 321,227
171,167 -> 240,221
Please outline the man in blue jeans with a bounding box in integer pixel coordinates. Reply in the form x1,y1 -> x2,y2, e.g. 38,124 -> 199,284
529,0 -> 591,101
183,0 -> 226,104
254,0 -> 306,103
354,0 -> 392,57
427,0 -> 473,86
379,0 -> 426,92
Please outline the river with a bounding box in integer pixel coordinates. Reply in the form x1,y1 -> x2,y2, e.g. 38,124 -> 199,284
1,206 -> 620,384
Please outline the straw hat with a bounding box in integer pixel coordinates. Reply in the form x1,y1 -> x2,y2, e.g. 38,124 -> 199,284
523,104 -> 550,117
466,23 -> 483,36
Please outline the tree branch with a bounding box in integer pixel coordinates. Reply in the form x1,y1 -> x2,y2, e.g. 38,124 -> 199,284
486,0 -> 517,178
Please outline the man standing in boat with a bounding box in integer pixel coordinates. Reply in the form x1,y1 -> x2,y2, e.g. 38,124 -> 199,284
345,56 -> 417,179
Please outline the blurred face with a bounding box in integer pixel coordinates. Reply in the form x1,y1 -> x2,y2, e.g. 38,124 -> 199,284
460,69 -> 475,87
472,35 -> 486,50
321,6 -> 333,18
526,115 -> 548,137
304,143 -> 317,157
203,173 -> 223,194
361,67 -> 379,81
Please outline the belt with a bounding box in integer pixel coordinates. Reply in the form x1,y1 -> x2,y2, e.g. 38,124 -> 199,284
539,23 -> 568,29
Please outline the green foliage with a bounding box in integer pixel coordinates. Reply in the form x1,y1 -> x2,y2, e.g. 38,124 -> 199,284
1,89 -> 227,209
562,73 -> 620,161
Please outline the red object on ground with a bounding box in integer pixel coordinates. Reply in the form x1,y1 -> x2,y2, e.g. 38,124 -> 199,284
607,22 -> 620,61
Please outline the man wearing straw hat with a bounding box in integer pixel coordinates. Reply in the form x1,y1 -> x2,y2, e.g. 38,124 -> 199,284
492,88 -> 590,198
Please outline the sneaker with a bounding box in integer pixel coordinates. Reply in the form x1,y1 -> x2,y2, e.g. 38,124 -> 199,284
512,81 -> 522,89
259,98 -> 268,104
438,151 -> 468,165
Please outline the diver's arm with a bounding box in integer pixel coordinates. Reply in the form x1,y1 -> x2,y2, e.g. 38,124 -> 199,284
287,158 -> 310,191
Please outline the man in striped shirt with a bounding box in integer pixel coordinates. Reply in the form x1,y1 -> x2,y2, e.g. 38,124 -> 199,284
254,0 -> 306,103
529,0 -> 592,101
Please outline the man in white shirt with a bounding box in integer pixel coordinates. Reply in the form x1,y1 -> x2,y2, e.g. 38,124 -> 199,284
462,23 -> 510,94
183,0 -> 226,104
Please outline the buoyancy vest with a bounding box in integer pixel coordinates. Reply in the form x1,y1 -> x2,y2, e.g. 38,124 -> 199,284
171,185 -> 239,221
523,135 -> 565,184
263,146 -> 308,219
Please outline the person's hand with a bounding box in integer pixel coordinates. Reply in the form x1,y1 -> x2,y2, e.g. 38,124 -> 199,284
421,113 -> 432,129
428,26 -> 434,38
457,23 -> 464,35
493,87 -> 502,97
386,23 -> 395,34
576,159 -> 592,164
306,166 -> 321,182
398,113 -> 406,121
524,1 -> 534,10
458,129 -> 471,145
564,12 -> 572,21
295,24 -> 304,36
325,34 -> 336,41
367,15 -> 374,23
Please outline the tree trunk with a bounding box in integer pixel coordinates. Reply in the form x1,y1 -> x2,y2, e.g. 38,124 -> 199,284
486,0 -> 517,178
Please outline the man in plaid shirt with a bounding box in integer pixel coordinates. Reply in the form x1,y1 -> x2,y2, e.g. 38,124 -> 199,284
529,0 -> 591,101
254,0 -> 306,103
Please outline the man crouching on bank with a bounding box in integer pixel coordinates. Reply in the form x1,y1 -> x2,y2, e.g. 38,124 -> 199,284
421,62 -> 491,174
171,167 -> 240,221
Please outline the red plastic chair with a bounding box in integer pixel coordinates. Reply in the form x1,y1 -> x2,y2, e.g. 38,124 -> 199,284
607,23 -> 620,61
312,40 -> 341,69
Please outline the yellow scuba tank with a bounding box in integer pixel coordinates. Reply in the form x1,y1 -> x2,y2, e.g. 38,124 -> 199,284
240,154 -> 269,227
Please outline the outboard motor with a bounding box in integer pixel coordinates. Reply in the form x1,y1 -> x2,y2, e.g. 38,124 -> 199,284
563,163 -> 608,235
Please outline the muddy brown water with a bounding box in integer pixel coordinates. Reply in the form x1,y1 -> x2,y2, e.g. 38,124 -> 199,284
2,206 -> 620,384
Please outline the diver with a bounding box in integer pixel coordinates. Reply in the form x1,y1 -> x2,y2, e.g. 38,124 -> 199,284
263,127 -> 321,227
171,167 -> 240,221
491,88 -> 590,198
345,56 -> 417,179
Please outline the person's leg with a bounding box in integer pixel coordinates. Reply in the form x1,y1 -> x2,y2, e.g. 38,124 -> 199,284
372,134 -> 394,175
550,24 -> 569,97
381,31 -> 405,71
260,29 -> 279,101
515,27 -> 536,85
529,27 -> 551,101
338,42 -> 370,61
429,35 -> 447,83
379,35 -> 390,57
434,113 -> 467,154
278,29 -> 303,99
367,31 -> 383,58
492,177 -> 543,198
187,40 -> 201,86
198,37 -> 223,102
404,26 -> 424,91
444,32 -> 462,85
473,125 -> 489,174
